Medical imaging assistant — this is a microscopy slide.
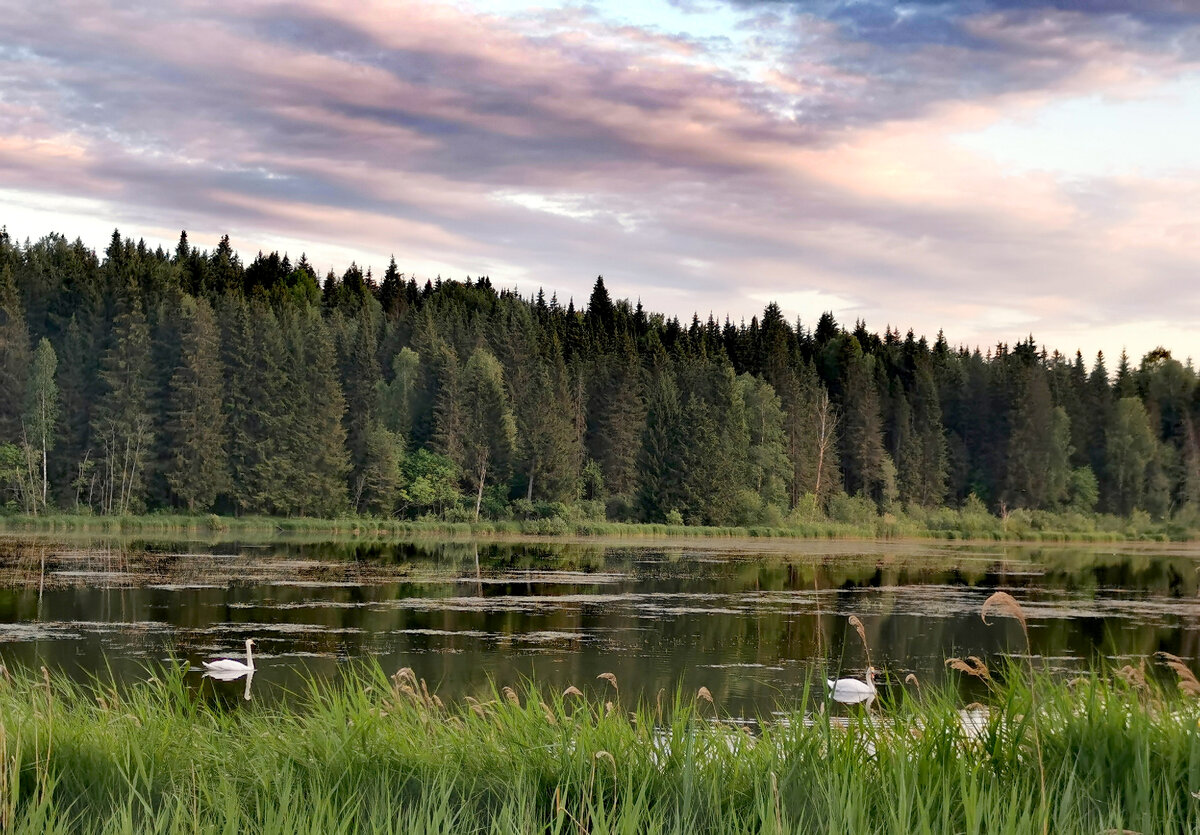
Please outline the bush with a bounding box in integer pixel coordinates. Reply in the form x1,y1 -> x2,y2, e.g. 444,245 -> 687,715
828,493 -> 878,526
665,509 -> 684,526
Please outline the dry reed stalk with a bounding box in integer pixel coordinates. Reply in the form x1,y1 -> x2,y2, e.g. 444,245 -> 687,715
541,702 -> 557,725
553,786 -> 586,835
597,672 -> 618,697
946,657 -> 991,681
848,615 -> 871,665
1154,652 -> 1200,696
697,686 -> 714,706
981,592 -> 1029,641
770,770 -> 783,832
1114,662 -> 1148,690
562,685 -> 583,699
979,592 -> 1045,835
502,686 -> 520,707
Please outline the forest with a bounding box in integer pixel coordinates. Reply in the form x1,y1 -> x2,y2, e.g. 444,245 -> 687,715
0,226 -> 1196,530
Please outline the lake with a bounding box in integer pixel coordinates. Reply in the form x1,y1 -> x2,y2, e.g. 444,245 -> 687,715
0,534 -> 1197,714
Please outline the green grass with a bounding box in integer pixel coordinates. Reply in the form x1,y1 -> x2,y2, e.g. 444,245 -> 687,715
0,507 -> 1193,543
3,661 -> 1200,833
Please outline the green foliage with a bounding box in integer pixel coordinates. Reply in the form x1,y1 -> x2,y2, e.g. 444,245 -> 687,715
1066,466 -> 1099,513
91,288 -> 155,514
2,227 -> 1200,530
21,338 -> 58,513
0,261 -> 30,442
1107,397 -> 1155,515
6,664 -> 1200,833
456,347 -> 517,520
164,298 -> 227,511
400,448 -> 462,517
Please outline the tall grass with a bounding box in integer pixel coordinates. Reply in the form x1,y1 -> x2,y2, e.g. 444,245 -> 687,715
0,507 -> 1192,542
2,659 -> 1200,833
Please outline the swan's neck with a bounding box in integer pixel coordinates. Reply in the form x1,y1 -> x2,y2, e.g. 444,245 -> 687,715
245,642 -> 254,669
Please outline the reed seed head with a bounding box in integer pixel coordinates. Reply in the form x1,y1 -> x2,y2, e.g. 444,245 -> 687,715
980,591 -> 1028,636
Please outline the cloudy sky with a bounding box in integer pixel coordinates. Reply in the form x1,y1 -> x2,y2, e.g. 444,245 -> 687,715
2,0 -> 1198,362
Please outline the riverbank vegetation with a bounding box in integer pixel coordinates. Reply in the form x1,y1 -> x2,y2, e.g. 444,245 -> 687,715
0,499 -> 1191,542
2,229 -> 1199,533
2,658 -> 1200,833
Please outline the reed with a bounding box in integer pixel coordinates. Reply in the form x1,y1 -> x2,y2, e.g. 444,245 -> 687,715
1,507 -> 1194,543
1,658 -> 1199,833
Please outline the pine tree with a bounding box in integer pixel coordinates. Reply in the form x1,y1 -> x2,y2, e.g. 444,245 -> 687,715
164,297 -> 228,511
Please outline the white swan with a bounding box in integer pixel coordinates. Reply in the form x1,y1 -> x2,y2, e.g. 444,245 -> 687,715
828,666 -> 877,708
203,638 -> 255,674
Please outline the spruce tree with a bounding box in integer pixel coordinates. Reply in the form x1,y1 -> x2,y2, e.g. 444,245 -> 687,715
0,263 -> 30,443
21,338 -> 58,513
291,309 -> 350,515
457,347 -> 516,520
165,297 -> 228,511
586,334 -> 645,499
1006,368 -> 1071,510
92,287 -> 155,514
637,363 -> 685,522
840,352 -> 895,507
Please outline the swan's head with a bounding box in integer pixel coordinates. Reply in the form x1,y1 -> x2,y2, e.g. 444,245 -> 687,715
866,666 -> 877,683
245,638 -> 256,647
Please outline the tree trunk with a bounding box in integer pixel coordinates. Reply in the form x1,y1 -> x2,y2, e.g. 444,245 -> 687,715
474,461 -> 487,521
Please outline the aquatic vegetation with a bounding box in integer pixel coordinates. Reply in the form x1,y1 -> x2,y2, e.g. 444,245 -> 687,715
2,658 -> 1200,834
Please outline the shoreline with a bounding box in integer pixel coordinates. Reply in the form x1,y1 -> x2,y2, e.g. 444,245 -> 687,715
0,510 -> 1195,544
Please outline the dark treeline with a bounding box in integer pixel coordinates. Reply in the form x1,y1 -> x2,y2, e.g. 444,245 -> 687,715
1,227 -> 1197,526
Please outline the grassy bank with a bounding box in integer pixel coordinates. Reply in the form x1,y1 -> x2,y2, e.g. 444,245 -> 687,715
3,660 -> 1200,833
0,504 -> 1194,543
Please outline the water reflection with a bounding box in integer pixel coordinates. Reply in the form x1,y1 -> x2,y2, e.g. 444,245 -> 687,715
0,535 -> 1198,715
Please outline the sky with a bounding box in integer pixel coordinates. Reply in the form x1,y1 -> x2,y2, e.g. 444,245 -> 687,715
2,0 -> 1199,364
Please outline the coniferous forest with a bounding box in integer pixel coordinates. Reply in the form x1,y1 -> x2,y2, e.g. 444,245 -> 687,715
1,226 -> 1197,531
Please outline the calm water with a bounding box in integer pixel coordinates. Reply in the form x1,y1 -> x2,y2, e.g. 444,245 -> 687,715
1,534 -> 1198,714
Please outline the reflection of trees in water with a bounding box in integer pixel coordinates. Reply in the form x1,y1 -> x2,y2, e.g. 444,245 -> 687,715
5,537 -> 1200,712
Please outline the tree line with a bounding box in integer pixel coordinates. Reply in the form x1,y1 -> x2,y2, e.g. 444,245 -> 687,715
0,227 -> 1196,525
